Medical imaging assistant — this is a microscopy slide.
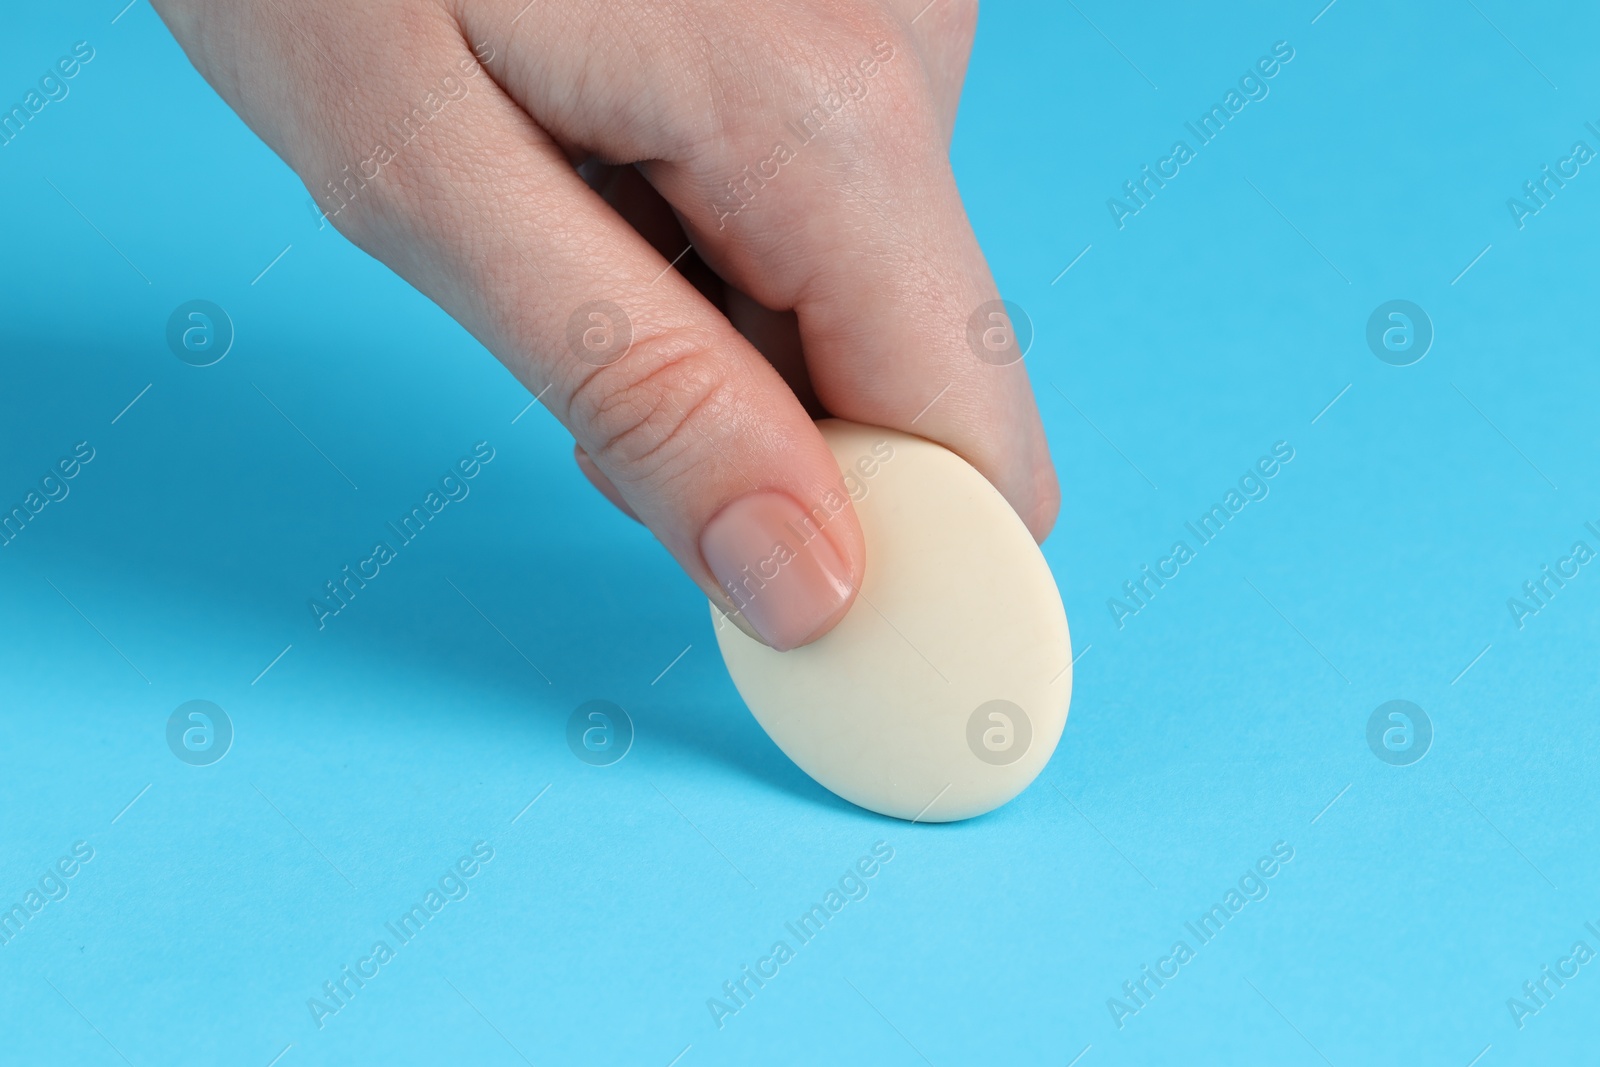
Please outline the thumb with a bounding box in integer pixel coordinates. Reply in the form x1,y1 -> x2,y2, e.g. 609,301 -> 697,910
567,310 -> 865,652
332,73 -> 866,650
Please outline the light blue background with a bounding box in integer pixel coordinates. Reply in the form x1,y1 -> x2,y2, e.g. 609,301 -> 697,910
2,1 -> 1596,1064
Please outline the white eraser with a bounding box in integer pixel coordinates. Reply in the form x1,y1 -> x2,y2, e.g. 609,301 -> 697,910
713,419 -> 1072,822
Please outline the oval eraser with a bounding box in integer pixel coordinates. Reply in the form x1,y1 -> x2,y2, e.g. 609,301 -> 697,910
711,419 -> 1072,822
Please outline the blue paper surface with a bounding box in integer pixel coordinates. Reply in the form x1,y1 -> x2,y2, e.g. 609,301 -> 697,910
2,2 -> 1596,1064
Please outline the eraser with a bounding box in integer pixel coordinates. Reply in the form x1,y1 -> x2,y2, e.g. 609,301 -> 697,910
712,419 -> 1072,822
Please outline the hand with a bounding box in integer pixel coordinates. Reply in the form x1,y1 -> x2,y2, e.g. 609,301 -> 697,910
151,0 -> 1059,650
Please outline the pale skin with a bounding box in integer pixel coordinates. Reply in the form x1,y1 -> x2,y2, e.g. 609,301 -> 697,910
152,0 -> 1059,650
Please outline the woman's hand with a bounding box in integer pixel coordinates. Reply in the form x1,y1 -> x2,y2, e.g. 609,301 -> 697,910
152,0 -> 1059,649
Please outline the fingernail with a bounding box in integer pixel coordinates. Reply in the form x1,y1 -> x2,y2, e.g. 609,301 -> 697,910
700,491 -> 856,652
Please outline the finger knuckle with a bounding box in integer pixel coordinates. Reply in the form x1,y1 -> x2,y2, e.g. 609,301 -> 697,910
777,24 -> 935,154
566,326 -> 736,481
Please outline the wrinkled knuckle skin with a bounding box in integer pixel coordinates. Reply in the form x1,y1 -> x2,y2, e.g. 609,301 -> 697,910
567,327 -> 736,483
803,19 -> 940,150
